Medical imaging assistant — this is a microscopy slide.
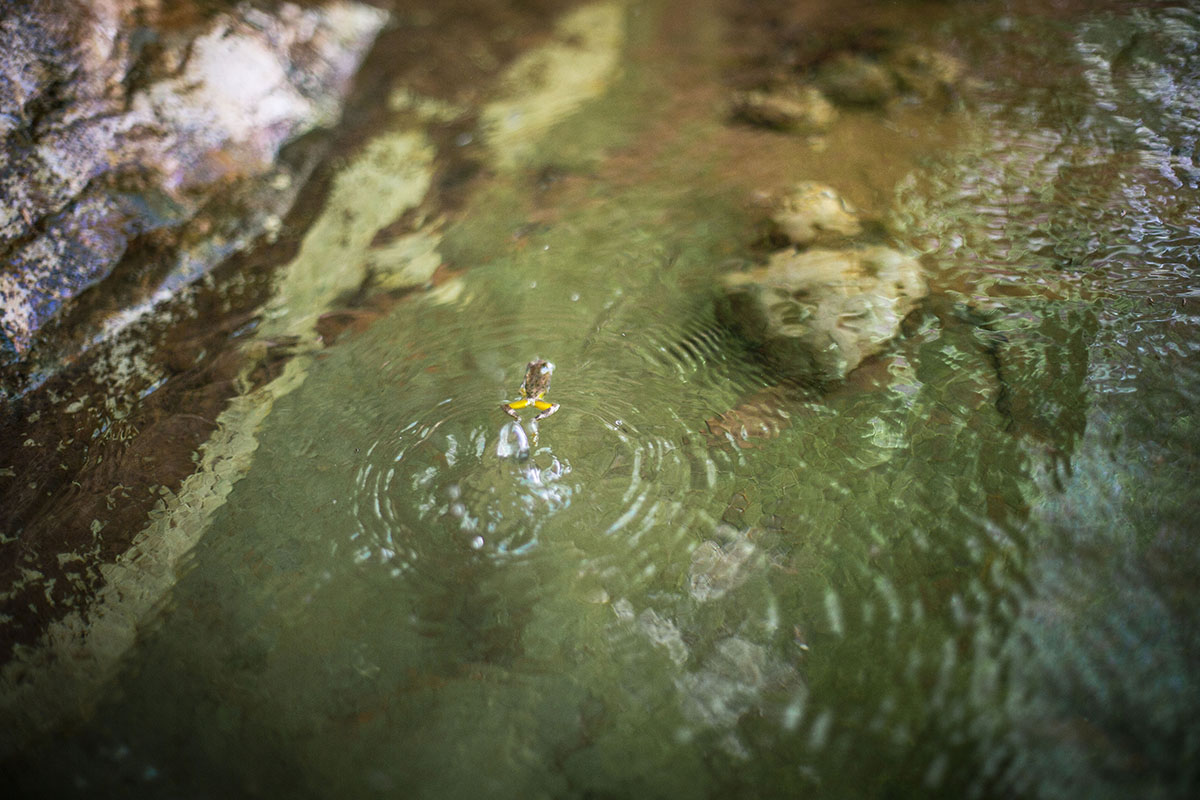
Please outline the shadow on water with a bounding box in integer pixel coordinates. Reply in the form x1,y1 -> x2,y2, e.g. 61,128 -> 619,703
3,0 -> 1200,798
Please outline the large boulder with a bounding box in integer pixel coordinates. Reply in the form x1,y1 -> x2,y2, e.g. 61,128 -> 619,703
0,0 -> 388,367
719,245 -> 927,384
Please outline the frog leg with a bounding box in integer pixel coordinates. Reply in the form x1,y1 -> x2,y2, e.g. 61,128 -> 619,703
502,398 -> 529,419
532,400 -> 559,421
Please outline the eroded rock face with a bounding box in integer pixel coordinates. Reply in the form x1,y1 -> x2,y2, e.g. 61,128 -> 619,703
720,245 -> 927,384
0,0 -> 388,368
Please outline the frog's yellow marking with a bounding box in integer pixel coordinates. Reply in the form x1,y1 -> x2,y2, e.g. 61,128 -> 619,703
504,398 -> 556,412
502,359 -> 560,424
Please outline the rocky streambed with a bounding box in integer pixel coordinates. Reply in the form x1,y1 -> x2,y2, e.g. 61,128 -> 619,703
2,1 -> 1199,798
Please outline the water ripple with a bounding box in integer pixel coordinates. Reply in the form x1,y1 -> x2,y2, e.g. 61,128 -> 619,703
339,324 -> 745,605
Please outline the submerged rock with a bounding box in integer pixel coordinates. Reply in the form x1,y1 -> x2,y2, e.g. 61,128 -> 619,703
730,85 -> 836,134
888,44 -> 965,105
810,44 -> 968,109
719,246 -> 927,384
770,182 -> 862,246
814,52 -> 897,107
689,525 -> 761,602
0,0 -> 387,367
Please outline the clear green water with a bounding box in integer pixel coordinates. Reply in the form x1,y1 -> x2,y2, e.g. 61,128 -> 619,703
10,2 -> 1200,798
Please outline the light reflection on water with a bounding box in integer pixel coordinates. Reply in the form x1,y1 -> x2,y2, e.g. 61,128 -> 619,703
7,1 -> 1200,798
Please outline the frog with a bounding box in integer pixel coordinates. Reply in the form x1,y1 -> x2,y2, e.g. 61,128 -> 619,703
501,359 -> 560,422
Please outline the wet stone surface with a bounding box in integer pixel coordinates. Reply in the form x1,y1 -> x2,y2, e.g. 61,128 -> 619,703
720,245 -> 928,385
729,86 -> 837,135
769,181 -> 863,247
0,0 -> 387,372
0,257 -> 278,663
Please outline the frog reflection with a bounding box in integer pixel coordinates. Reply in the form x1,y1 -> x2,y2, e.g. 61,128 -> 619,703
501,359 -> 560,423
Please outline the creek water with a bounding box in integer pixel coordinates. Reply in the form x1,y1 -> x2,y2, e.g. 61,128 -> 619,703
4,1 -> 1199,798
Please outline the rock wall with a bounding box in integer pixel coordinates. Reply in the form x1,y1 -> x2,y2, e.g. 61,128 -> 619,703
0,0 -> 387,374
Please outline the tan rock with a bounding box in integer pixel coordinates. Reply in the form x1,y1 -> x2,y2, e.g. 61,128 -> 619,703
730,85 -> 837,134
770,182 -> 862,246
720,246 -> 927,383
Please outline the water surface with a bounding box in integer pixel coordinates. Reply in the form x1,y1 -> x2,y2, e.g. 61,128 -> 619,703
5,1 -> 1200,798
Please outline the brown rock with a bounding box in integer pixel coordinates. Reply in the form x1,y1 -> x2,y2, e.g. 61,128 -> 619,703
814,52 -> 897,107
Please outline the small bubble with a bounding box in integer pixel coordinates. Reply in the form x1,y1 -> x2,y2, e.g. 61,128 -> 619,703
455,132 -> 473,147
447,484 -> 461,500
571,293 -> 580,302
471,536 -> 485,549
